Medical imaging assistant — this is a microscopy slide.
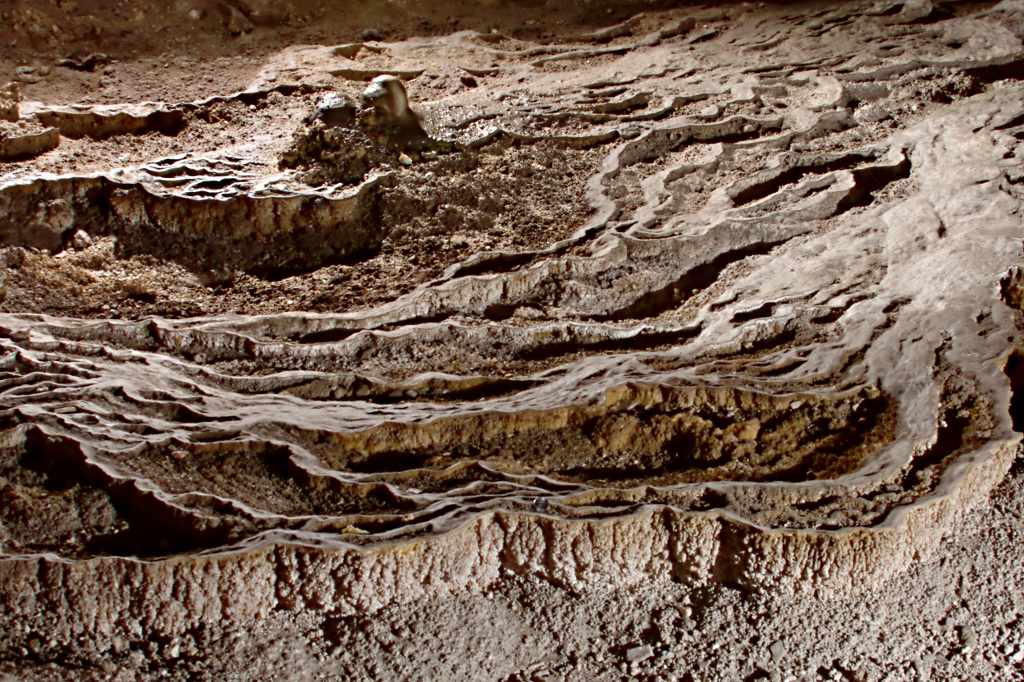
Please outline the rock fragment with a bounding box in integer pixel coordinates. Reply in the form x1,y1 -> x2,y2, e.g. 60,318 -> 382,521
658,16 -> 696,40
867,0 -> 939,23
237,0 -> 292,25
13,66 -> 40,84
70,230 -> 91,250
282,76 -> 440,184
360,75 -> 432,150
625,644 -> 653,663
0,83 -> 20,122
225,5 -> 253,35
56,53 -> 111,72
0,123 -> 60,162
305,92 -> 357,128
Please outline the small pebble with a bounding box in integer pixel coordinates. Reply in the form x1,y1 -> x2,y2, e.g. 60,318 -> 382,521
625,644 -> 653,663
962,625 -> 978,651
770,639 -> 786,663
71,230 -> 92,250
398,153 -> 413,166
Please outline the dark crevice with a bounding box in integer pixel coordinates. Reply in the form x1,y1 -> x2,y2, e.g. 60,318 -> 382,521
457,252 -> 539,279
594,241 -> 780,321
995,112 -> 1024,131
347,450 -> 437,474
710,520 -> 750,589
834,154 -> 912,214
750,394 -> 891,483
357,378 -> 540,404
963,51 -> 1024,84
883,297 -> 911,314
515,325 -> 702,362
107,387 -> 230,424
20,429 -> 237,558
691,488 -> 729,511
905,408 -> 969,480
447,224 -> 607,282
941,0 -> 1002,16
732,301 -> 776,323
378,312 -> 453,332
810,307 -> 846,324
1005,351 -> 1024,432
483,304 -> 520,321
295,327 -> 359,344
729,151 -> 876,207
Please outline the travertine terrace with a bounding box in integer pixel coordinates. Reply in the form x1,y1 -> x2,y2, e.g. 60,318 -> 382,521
3,1 -> 1024,679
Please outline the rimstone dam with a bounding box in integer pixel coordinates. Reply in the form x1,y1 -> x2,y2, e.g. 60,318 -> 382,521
2,0 -> 1024,679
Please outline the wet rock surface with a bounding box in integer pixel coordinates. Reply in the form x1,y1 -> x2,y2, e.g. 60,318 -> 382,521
3,0 -> 1024,679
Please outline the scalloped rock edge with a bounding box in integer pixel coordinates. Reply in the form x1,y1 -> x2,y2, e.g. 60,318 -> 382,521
0,436 -> 1014,645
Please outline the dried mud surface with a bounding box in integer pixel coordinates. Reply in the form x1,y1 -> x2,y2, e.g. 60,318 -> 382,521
4,0 -> 1024,680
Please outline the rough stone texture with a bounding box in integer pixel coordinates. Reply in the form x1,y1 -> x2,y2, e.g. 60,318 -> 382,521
2,0 -> 1024,679
0,83 -> 20,123
0,123 -> 58,163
